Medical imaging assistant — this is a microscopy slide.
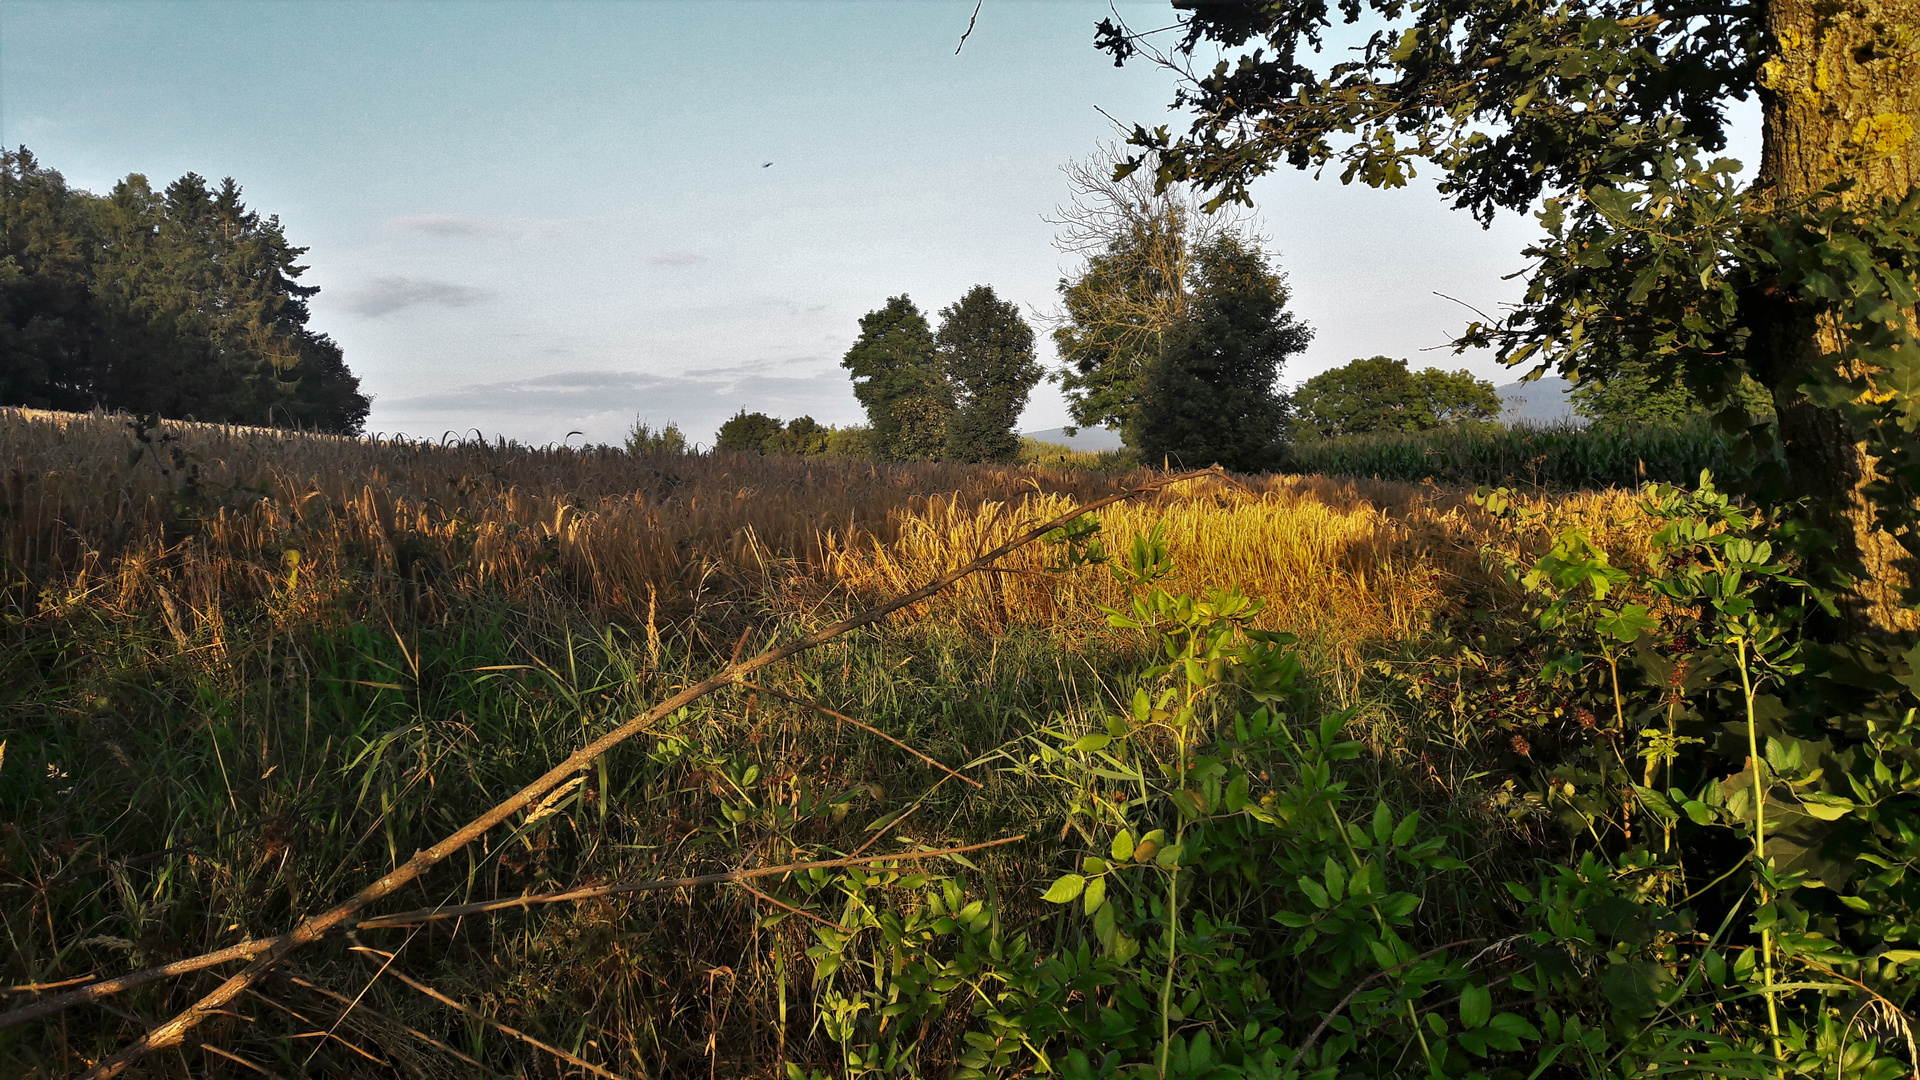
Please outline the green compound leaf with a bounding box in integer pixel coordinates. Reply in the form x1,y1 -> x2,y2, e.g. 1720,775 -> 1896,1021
1041,873 -> 1086,904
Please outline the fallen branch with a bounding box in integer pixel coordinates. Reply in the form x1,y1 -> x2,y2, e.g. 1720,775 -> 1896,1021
1,943 -> 274,1029
739,679 -> 983,788
0,835 -> 1021,1028
734,881 -> 850,933
77,467 -> 1215,1078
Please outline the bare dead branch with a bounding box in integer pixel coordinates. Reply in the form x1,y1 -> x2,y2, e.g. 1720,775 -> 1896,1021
1,942 -> 274,1030
353,834 -> 1025,929
955,0 -> 983,53
733,880 -> 850,933
78,466 -> 1216,1077
2,974 -> 97,993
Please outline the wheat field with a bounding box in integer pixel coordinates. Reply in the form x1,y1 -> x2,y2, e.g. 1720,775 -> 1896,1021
0,408 -> 1649,1077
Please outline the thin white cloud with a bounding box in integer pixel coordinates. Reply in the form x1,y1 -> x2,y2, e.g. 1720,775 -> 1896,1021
645,250 -> 707,267
343,276 -> 492,317
383,214 -> 561,239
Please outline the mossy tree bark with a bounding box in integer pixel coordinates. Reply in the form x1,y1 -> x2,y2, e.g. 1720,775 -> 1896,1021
1756,0 -> 1920,634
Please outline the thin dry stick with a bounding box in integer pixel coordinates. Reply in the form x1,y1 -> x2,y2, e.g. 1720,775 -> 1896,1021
733,881 -> 851,933
284,974 -> 504,1078
82,464 -> 1215,1079
1287,938 -> 1485,1073
353,835 -> 1024,929
284,1028 -> 391,1067
2,974 -> 96,993
241,988 -> 390,1069
302,926 -> 419,1069
848,772 -> 960,859
1,835 -> 1022,1028
738,680 -> 983,788
375,963 -> 628,1080
198,1042 -> 291,1079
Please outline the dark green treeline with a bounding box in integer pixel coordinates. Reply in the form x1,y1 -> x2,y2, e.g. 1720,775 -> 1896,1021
0,149 -> 369,433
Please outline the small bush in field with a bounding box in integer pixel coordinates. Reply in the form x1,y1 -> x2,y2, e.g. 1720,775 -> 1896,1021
625,418 -> 691,455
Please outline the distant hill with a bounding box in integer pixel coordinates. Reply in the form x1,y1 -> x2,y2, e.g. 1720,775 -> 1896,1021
1022,425 -> 1125,451
1497,376 -> 1584,426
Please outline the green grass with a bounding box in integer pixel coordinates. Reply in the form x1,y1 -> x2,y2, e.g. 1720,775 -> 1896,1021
0,583 -> 1195,1075
1285,421 -> 1740,489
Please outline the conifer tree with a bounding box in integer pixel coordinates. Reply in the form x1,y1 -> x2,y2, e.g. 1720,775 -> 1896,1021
936,285 -> 1039,464
840,295 -> 951,461
0,150 -> 97,411
1135,236 -> 1311,472
0,149 -> 369,432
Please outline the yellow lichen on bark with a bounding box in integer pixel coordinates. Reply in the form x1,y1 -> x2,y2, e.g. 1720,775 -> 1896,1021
1852,113 -> 1916,156
1759,0 -> 1920,636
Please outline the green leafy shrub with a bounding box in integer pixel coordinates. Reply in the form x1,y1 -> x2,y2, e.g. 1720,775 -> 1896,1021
624,417 -> 691,455
793,485 -> 1919,1079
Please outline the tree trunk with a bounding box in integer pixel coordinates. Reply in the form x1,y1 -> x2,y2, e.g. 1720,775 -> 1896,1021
1756,0 -> 1920,636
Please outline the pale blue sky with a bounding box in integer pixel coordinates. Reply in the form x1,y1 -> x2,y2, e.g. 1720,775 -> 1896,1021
5,0 -> 1562,445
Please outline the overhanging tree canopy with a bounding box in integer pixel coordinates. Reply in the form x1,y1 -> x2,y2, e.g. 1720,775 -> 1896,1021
1096,0 -> 1919,630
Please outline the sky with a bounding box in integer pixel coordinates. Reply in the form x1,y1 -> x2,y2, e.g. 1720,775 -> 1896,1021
3,0 -> 1564,446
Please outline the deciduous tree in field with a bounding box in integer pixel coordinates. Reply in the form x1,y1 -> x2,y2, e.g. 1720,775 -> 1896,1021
937,285 -> 1040,463
1049,144 -> 1254,446
768,414 -> 833,457
625,418 -> 689,455
1099,0 -> 1920,631
841,295 -> 952,461
1293,356 -> 1502,439
1135,234 -> 1311,472
714,409 -> 783,453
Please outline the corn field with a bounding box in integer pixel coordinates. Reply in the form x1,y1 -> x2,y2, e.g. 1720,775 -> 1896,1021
1285,422 -> 1738,490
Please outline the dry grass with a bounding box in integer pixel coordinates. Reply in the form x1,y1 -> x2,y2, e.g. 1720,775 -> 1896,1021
1,408 -> 1113,629
2,407 -> 1645,660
